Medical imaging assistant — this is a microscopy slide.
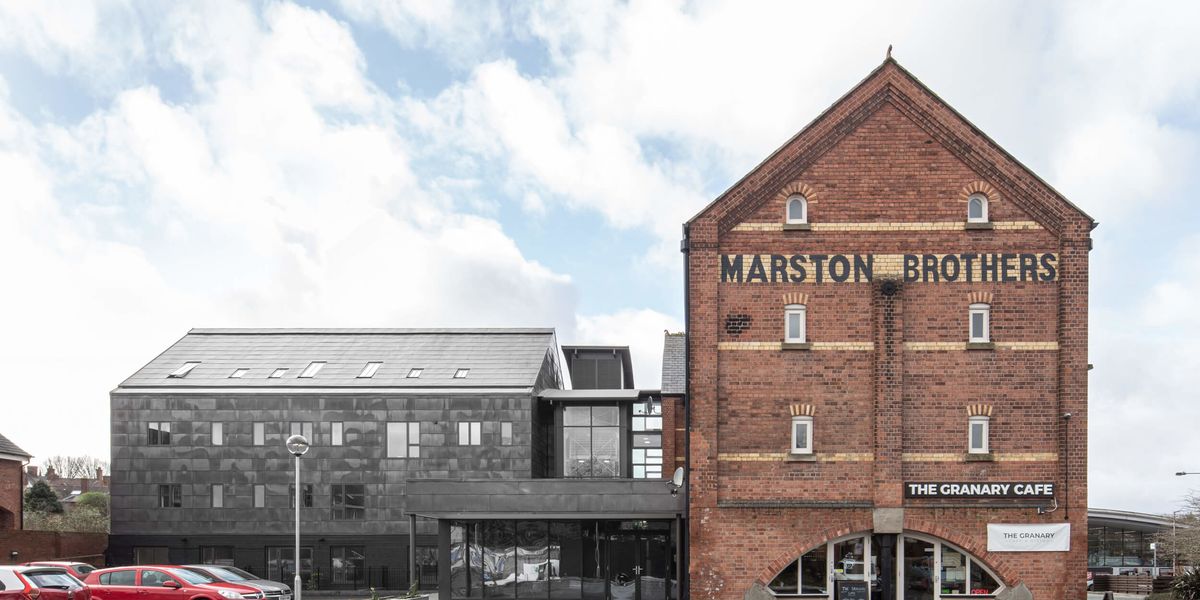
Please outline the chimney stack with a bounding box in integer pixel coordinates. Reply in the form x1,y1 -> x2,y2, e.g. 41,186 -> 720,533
25,465 -> 39,478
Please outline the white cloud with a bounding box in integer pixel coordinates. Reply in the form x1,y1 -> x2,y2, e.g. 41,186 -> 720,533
572,308 -> 682,390
0,2 -> 577,462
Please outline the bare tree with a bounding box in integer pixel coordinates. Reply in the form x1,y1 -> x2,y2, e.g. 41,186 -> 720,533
1156,492 -> 1200,567
42,455 -> 108,479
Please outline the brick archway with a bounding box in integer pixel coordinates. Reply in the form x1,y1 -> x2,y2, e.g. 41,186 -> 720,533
751,516 -> 1018,590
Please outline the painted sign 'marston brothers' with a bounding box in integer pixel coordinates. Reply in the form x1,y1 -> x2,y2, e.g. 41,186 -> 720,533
720,252 -> 1058,284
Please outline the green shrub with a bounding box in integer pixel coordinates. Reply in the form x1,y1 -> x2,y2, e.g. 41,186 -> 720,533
1175,567 -> 1200,600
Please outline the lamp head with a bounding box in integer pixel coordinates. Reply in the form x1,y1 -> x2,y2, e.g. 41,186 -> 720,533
286,434 -> 310,456
1177,472 -> 1189,477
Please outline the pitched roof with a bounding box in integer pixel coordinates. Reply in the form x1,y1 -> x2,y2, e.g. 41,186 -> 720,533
0,432 -> 31,459
688,57 -> 1095,235
118,328 -> 558,390
661,332 -> 685,395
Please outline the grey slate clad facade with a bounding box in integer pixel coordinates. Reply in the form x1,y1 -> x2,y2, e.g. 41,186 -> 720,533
109,328 -> 562,586
659,333 -> 685,397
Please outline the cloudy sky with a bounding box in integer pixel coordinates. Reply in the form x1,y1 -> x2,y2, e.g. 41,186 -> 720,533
1,0 -> 1198,514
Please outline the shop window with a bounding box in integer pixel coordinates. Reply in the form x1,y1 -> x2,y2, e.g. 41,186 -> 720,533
969,303 -> 990,342
969,416 -> 990,454
968,193 -> 989,223
562,405 -> 620,477
133,547 -> 169,565
786,194 -> 808,224
330,546 -> 366,586
332,484 -> 365,519
388,422 -> 421,457
941,545 -> 1000,595
458,422 -> 481,446
768,544 -> 828,595
266,547 -> 313,584
157,484 -> 181,508
148,422 -> 171,445
785,304 -> 807,343
791,415 -> 813,455
200,546 -> 234,566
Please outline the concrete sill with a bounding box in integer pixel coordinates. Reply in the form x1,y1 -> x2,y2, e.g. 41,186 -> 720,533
782,342 -> 812,350
966,342 -> 995,351
965,453 -> 995,462
965,221 -> 994,230
783,223 -> 812,231
786,453 -> 817,462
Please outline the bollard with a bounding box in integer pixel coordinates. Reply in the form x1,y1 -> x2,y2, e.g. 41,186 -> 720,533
1102,592 -> 1114,600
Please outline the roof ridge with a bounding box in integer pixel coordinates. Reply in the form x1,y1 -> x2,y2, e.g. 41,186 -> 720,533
187,328 -> 556,335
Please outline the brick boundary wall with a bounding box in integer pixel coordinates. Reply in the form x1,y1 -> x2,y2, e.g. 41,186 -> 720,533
0,530 -> 107,566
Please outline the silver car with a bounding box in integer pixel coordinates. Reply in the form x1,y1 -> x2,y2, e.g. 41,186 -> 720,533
181,566 -> 292,600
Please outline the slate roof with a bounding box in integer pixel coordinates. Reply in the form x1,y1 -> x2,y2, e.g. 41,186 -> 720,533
661,332 -> 685,395
118,328 -> 558,389
0,432 -> 31,459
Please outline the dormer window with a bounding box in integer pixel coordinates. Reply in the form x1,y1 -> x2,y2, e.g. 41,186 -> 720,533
967,193 -> 988,223
785,304 -> 806,344
969,303 -> 990,343
786,194 -> 808,224
167,362 -> 200,378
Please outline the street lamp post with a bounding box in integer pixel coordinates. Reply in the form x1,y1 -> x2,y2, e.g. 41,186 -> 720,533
1173,471 -> 1198,572
287,435 -> 310,600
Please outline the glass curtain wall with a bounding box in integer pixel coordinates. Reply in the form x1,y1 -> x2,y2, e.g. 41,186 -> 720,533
1087,525 -> 1156,568
450,521 -> 671,600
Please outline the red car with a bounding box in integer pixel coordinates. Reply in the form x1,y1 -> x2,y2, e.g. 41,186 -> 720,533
0,565 -> 91,600
83,567 -> 262,600
22,565 -> 97,581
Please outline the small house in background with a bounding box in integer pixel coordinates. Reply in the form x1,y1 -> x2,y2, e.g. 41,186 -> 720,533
0,432 -> 33,529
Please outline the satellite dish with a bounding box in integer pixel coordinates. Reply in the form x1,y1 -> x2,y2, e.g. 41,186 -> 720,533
672,467 -> 685,488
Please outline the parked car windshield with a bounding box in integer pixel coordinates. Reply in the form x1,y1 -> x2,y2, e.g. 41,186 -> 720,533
167,569 -> 214,585
75,565 -> 96,575
203,567 -> 255,582
26,572 -> 83,589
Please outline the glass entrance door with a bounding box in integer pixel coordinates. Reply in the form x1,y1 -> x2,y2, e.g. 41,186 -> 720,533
606,534 -> 670,600
900,537 -> 934,600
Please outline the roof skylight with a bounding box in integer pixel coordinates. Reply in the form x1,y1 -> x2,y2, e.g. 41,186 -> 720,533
359,362 -> 383,378
299,362 -> 326,378
454,368 -> 470,379
168,362 -> 200,378
269,368 -> 288,378
229,368 -> 249,378
407,368 -> 424,378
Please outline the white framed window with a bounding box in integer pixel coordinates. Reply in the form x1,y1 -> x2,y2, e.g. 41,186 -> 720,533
212,422 -> 224,446
358,362 -> 382,378
407,368 -> 423,378
269,368 -> 288,378
969,415 -> 990,454
253,485 -> 265,508
331,422 -> 344,446
168,362 -> 200,378
387,422 -> 421,458
790,415 -> 814,455
785,304 -> 807,343
968,193 -> 989,223
458,422 -> 482,446
969,303 -> 990,342
786,194 -> 808,224
229,368 -> 249,378
299,361 -> 325,378
453,368 -> 470,379
253,422 -> 266,446
211,484 -> 224,508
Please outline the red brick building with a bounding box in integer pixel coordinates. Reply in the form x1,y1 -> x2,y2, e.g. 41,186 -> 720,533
0,432 -> 32,530
682,59 -> 1092,600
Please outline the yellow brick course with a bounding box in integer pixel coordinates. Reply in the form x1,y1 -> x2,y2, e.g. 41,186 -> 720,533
902,452 -> 1059,462
717,341 -> 874,351
730,220 -> 1043,232
718,452 -> 875,462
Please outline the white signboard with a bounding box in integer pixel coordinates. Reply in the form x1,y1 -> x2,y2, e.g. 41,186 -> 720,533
987,523 -> 1071,552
